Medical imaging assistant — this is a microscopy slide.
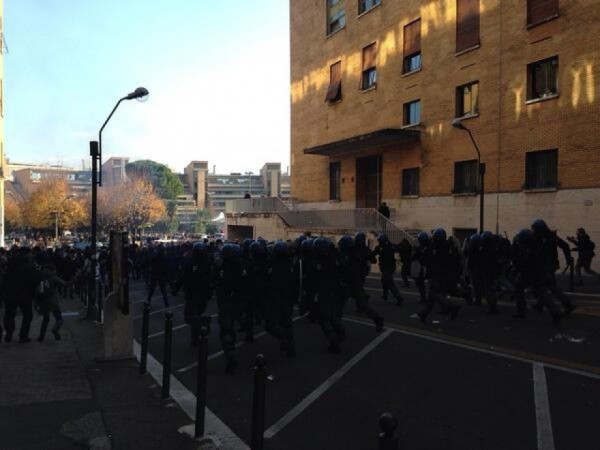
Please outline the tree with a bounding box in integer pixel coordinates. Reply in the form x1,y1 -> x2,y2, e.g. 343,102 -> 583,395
5,195 -> 23,232
20,179 -> 88,230
125,160 -> 184,200
98,177 -> 166,231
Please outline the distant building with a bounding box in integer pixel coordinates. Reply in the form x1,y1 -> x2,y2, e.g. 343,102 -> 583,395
11,166 -> 92,198
101,156 -> 129,186
181,161 -> 290,215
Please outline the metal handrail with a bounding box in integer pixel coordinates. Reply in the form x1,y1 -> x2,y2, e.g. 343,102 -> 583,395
225,198 -> 416,243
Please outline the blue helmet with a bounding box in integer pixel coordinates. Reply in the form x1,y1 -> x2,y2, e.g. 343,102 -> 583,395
296,234 -> 307,246
417,232 -> 430,244
481,231 -> 494,240
193,242 -> 208,254
355,231 -> 367,247
531,219 -> 548,233
338,235 -> 354,252
377,234 -> 389,244
469,233 -> 481,242
273,241 -> 289,257
221,243 -> 241,261
249,241 -> 267,259
314,237 -> 331,257
299,238 -> 314,256
516,228 -> 532,241
432,228 -> 447,242
242,238 -> 254,254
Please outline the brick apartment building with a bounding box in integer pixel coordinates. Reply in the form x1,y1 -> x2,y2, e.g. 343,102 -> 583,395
290,0 -> 600,241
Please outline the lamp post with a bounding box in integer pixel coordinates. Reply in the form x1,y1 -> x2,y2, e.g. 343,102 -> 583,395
451,118 -> 486,234
245,171 -> 254,197
54,194 -> 75,242
90,87 -> 148,316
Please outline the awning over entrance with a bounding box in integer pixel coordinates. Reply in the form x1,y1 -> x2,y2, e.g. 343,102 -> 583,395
303,128 -> 420,157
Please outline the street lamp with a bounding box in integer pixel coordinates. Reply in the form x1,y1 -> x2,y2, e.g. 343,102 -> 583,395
89,87 -> 148,316
451,118 -> 486,234
244,171 -> 254,197
54,194 -> 75,242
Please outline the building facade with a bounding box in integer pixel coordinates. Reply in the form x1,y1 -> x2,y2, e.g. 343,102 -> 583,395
11,167 -> 92,197
101,156 -> 129,187
290,0 -> 600,242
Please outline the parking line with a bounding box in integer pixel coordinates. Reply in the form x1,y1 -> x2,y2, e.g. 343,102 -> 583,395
133,304 -> 184,320
132,341 -> 249,450
264,329 -> 393,439
147,314 -> 219,340
342,316 -> 600,380
533,363 -> 555,450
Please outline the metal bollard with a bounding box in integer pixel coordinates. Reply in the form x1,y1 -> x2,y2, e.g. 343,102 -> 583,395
96,281 -> 103,323
378,412 -> 399,450
161,311 -> 174,399
569,263 -> 575,292
251,354 -> 267,450
140,302 -> 151,375
195,326 -> 210,438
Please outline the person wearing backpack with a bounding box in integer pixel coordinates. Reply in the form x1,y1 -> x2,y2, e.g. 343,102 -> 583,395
567,228 -> 599,285
35,263 -> 69,341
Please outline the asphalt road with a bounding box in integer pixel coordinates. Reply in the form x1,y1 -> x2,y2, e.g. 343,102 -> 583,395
128,274 -> 600,450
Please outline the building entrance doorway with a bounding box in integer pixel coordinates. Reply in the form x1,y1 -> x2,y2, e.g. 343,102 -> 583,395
356,155 -> 382,209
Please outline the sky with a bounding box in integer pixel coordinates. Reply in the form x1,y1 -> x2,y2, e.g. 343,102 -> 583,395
4,0 -> 291,175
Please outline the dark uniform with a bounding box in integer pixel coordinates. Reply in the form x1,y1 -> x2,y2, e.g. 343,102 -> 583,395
216,243 -> 245,374
418,228 -> 461,322
531,220 -> 576,318
146,247 -> 170,307
265,241 -> 297,357
398,238 -> 412,288
373,235 -> 404,305
173,242 -> 213,345
314,238 -> 345,353
338,235 -> 383,331
3,248 -> 37,343
35,264 -> 67,341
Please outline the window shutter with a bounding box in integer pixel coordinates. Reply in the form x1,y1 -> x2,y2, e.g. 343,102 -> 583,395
456,0 -> 480,52
325,62 -> 342,102
403,19 -> 421,56
362,43 -> 377,71
528,0 -> 559,25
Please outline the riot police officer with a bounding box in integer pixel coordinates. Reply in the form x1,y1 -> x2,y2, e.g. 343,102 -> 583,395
418,228 -> 461,322
373,234 -> 404,305
338,235 -> 384,331
172,242 -> 214,346
215,243 -> 245,374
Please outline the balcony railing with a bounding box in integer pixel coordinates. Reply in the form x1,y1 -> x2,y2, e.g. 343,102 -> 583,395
226,198 -> 415,243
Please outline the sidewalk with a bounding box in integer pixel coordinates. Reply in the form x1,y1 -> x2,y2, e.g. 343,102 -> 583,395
0,296 -> 212,450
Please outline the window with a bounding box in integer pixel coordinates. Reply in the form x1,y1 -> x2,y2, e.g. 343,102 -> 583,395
525,149 -> 558,189
403,19 -> 421,73
527,56 -> 558,101
327,0 -> 346,35
361,43 -> 377,90
359,0 -> 381,15
456,81 -> 479,117
403,100 -> 420,126
456,0 -> 480,53
454,160 -> 478,194
325,61 -> 342,103
329,162 -> 341,200
402,168 -> 420,196
527,0 -> 559,26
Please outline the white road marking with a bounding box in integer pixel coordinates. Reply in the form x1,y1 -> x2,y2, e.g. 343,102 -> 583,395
533,363 -> 555,450
342,316 -> 600,380
133,304 -> 184,320
148,324 -> 189,339
147,314 -> 219,340
133,341 -> 249,450
263,329 -> 393,439
177,315 -> 304,373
